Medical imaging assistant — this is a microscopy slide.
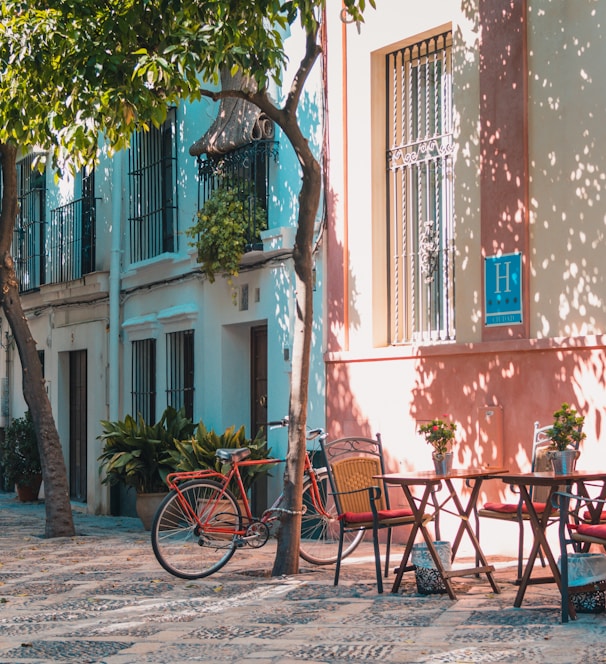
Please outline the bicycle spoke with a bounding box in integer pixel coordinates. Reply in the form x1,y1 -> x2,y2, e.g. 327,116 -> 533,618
151,479 -> 241,579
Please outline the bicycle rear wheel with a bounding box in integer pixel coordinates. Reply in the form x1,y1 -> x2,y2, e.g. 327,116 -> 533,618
151,479 -> 242,579
299,469 -> 364,565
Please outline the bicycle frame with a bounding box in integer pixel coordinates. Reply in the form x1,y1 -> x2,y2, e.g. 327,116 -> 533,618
164,450 -> 330,540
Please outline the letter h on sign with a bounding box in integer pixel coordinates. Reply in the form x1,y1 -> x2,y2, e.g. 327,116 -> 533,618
484,253 -> 522,326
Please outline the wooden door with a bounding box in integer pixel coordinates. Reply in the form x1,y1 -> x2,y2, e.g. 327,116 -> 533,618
250,325 -> 267,514
69,350 -> 87,502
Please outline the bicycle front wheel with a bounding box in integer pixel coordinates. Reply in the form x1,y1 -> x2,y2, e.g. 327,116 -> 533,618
151,479 -> 242,579
299,469 -> 364,565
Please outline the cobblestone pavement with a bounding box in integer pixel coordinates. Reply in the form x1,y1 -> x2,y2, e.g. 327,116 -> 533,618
1,492 -> 605,664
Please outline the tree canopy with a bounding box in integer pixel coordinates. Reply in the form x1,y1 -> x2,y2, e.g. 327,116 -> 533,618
0,0 -> 371,172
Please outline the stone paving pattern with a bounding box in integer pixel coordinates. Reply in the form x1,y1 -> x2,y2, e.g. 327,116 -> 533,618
1,492 -> 605,663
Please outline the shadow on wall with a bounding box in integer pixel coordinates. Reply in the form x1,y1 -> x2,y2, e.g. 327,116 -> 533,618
410,338 -> 606,500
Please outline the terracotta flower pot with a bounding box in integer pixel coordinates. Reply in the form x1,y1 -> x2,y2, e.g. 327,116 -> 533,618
136,492 -> 169,530
16,474 -> 43,502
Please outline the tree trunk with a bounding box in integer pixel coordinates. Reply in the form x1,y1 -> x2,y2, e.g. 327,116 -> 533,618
271,121 -> 321,576
0,143 -> 75,538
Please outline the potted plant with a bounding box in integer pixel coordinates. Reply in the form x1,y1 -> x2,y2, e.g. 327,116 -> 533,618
546,402 -> 585,474
0,411 -> 42,502
97,406 -> 195,528
185,183 -> 268,284
168,422 -> 272,500
419,416 -> 457,475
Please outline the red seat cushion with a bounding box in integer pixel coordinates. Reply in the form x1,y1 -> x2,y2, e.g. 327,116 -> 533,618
483,501 -> 548,514
341,507 -> 413,524
582,508 -> 606,521
576,523 -> 606,540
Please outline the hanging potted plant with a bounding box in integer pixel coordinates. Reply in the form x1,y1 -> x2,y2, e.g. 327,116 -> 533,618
185,183 -> 268,284
0,411 -> 42,502
545,402 -> 585,474
419,416 -> 457,475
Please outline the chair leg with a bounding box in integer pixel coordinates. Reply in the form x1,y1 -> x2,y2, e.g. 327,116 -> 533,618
384,527 -> 392,578
372,525 -> 383,594
517,520 -> 524,581
475,512 -> 481,573
334,524 -> 345,587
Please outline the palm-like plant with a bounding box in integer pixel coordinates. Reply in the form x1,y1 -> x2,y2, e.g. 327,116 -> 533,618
98,407 -> 194,494
169,423 -> 272,498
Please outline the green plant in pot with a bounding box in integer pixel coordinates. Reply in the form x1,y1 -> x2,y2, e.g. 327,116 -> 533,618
168,422 -> 272,500
0,411 -> 42,501
419,416 -> 457,474
97,406 -> 195,528
546,402 -> 585,474
186,183 -> 268,284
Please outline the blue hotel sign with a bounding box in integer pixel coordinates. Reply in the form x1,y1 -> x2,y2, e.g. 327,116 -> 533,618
484,252 -> 522,326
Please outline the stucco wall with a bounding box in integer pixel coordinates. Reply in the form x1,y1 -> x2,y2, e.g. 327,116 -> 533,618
325,0 -> 606,557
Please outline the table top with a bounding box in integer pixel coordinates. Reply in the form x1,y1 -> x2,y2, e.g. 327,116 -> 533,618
376,467 -> 509,485
499,470 -> 606,485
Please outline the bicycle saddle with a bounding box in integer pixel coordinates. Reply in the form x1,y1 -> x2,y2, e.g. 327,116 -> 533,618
215,447 -> 251,463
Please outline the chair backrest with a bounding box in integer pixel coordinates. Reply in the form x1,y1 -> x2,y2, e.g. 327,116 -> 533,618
531,422 -> 554,502
320,435 -> 388,516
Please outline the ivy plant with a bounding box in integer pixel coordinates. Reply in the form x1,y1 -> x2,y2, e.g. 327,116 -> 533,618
186,185 -> 268,283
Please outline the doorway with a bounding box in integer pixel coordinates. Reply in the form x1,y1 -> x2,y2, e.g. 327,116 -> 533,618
250,325 -> 267,514
69,350 -> 87,502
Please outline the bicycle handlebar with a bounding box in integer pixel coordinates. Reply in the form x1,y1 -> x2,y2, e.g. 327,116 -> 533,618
266,417 -> 327,441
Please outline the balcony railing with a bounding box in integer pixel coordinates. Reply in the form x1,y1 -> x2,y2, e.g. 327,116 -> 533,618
196,140 -> 279,251
47,196 -> 96,284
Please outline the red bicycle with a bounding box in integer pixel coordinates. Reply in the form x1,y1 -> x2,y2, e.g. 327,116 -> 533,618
150,419 -> 364,579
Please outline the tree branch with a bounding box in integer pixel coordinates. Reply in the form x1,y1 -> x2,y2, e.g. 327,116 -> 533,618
284,25 -> 321,116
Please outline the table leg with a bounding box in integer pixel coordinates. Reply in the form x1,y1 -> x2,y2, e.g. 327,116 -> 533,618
514,485 -> 562,608
389,484 -> 460,597
446,479 -> 501,595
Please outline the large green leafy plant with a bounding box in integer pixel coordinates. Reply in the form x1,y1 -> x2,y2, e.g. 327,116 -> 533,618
0,411 -> 41,489
169,423 -> 272,498
98,407 -> 195,494
186,185 -> 268,283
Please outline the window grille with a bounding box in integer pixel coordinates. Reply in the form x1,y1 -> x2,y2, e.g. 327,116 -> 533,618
132,338 -> 157,424
166,329 -> 194,420
48,168 -> 96,283
387,31 -> 455,344
14,154 -> 46,292
128,108 -> 177,263
196,140 -> 278,251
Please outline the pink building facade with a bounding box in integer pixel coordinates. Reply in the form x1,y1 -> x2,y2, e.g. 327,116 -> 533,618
323,1 -> 606,555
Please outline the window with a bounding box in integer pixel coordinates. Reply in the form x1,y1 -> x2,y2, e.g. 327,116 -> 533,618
166,330 -> 194,420
14,154 -> 46,292
387,31 -> 455,344
48,167 -> 96,283
196,140 -> 278,251
132,339 -> 156,423
128,108 -> 177,263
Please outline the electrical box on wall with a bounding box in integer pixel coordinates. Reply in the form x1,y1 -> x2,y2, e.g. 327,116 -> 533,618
477,405 -> 503,467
